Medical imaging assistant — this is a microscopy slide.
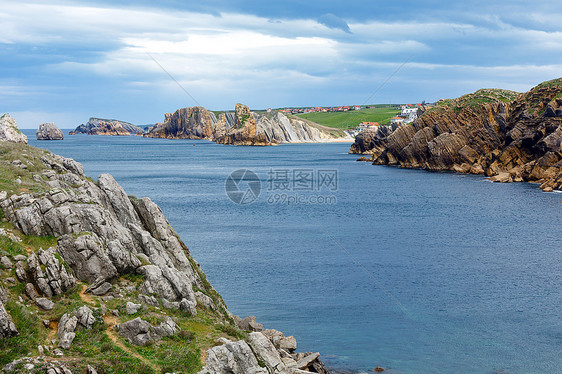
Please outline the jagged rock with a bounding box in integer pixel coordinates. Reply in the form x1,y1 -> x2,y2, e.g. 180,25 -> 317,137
146,104 -> 343,145
0,298 -> 18,338
195,291 -> 216,310
25,283 -> 38,300
238,316 -> 264,332
91,282 -> 112,296
36,123 -> 64,140
198,338 -> 268,374
350,80 -> 562,191
86,365 -> 98,374
57,313 -> 77,349
26,248 -> 76,297
279,336 -> 297,352
35,297 -> 55,310
72,118 -> 144,136
139,294 -> 159,307
0,256 -> 13,269
179,298 -> 197,316
116,316 -> 178,346
126,301 -> 142,315
0,114 -> 28,144
75,306 -> 96,329
247,332 -> 287,373
0,287 -> 8,304
13,255 -> 27,262
162,298 -> 180,310
296,352 -> 320,370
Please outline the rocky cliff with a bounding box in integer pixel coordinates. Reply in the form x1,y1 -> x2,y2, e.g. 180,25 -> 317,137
70,118 -> 145,136
146,104 -> 344,145
0,114 -> 27,144
350,79 -> 562,191
0,115 -> 329,373
36,123 -> 64,141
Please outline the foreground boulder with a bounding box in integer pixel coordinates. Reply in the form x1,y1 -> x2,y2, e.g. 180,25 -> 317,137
36,123 -> 64,140
0,297 -> 18,338
0,114 -> 27,144
115,317 -> 178,346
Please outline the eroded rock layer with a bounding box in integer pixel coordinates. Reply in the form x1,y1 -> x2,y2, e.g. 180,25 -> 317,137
350,79 -> 562,191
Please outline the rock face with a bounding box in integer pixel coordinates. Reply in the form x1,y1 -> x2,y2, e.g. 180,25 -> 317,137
71,118 -> 144,136
0,286 -> 18,339
0,152 -> 223,312
0,114 -> 28,144
116,316 -> 178,346
146,104 -> 342,145
350,79 -> 562,191
36,123 -> 64,140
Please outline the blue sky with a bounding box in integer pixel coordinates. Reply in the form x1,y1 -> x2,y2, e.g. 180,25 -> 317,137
1,0 -> 561,128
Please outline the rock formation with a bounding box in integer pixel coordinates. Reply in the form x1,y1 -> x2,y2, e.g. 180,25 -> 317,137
146,103 -> 344,145
0,114 -> 27,144
0,114 -> 331,373
70,118 -> 144,136
36,123 -> 64,140
350,79 -> 562,191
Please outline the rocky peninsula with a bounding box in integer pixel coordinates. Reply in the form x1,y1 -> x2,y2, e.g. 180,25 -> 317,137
36,123 -> 64,141
70,118 -> 145,136
351,78 -> 562,191
146,103 -> 345,145
0,115 -> 330,373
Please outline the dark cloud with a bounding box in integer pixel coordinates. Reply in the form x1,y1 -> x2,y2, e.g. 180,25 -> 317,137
317,13 -> 351,33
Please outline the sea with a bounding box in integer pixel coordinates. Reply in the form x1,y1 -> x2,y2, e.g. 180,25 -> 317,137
24,130 -> 561,374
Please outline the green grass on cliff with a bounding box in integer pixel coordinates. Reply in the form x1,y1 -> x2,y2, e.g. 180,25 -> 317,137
429,88 -> 520,114
537,77 -> 562,88
0,142 -> 52,195
296,106 -> 400,129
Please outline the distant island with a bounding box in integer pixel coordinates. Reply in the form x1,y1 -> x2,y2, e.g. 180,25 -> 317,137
350,78 -> 562,192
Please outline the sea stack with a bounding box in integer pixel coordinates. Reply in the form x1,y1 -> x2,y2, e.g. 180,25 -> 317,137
36,122 -> 64,140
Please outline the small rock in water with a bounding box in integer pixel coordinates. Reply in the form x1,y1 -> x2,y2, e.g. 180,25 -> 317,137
374,367 -> 385,372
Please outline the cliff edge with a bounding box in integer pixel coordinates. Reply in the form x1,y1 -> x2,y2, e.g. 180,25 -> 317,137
0,115 -> 329,373
350,79 -> 562,191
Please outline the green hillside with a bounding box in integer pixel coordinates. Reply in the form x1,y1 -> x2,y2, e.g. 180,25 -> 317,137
296,105 -> 400,129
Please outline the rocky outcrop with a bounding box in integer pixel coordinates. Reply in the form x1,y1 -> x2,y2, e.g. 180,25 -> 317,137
0,151 -> 222,312
115,316 -> 178,346
0,286 -> 18,339
71,118 -> 144,136
146,104 -> 343,145
199,329 -> 329,374
57,306 -> 97,349
0,114 -> 28,144
36,123 -> 64,140
145,106 -> 217,139
351,80 -> 562,191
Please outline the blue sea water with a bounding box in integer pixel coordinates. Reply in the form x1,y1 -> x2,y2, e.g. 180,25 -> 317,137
25,130 -> 561,374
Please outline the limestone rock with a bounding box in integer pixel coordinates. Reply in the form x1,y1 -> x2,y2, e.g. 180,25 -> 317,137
247,332 -> 287,373
126,301 -> 142,315
35,297 -> 55,310
0,114 -> 28,144
36,123 -> 64,140
350,80 -> 562,191
238,316 -> 264,332
146,104 -> 342,145
0,298 -> 18,339
116,317 -> 178,346
57,313 -> 77,349
198,338 -> 268,374
72,118 -> 144,136
74,306 -> 96,329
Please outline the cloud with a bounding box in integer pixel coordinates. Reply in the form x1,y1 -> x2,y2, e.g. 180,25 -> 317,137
317,13 -> 351,33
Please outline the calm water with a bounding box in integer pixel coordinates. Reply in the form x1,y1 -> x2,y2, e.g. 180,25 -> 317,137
25,130 -> 561,374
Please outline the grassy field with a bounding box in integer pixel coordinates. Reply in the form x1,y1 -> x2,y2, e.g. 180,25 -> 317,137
296,105 -> 401,129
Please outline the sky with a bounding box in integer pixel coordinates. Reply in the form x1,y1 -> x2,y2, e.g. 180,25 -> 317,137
1,0 -> 562,128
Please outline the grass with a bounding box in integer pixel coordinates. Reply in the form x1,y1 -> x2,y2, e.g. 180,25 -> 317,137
0,142 -> 52,195
296,106 -> 400,129
428,88 -> 521,115
537,78 -> 562,88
